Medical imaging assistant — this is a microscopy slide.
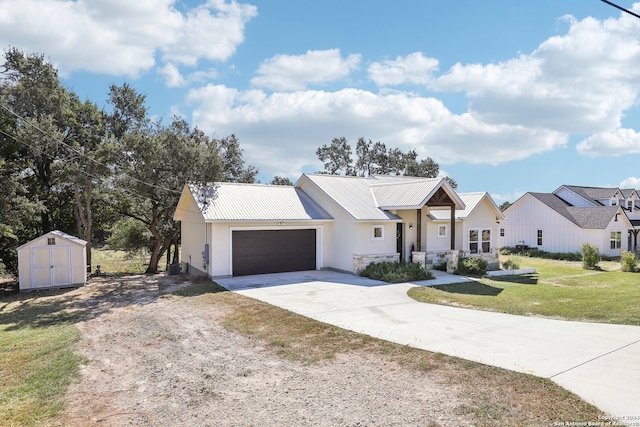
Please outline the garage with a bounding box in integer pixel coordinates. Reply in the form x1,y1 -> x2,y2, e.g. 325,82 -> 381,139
17,230 -> 87,291
232,229 -> 316,276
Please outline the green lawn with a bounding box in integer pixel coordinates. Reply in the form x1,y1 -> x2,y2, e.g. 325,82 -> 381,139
408,257 -> 640,325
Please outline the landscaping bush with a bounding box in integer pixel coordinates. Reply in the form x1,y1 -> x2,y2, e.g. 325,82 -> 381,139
581,242 -> 600,269
501,257 -> 521,270
620,250 -> 637,272
359,260 -> 434,283
500,246 -> 581,261
454,256 -> 488,277
434,260 -> 447,271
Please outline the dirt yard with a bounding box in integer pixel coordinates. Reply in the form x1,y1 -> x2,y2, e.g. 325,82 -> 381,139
56,274 -> 481,426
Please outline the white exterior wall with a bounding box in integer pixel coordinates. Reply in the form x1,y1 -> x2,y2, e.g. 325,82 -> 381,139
17,233 -> 87,291
503,194 -> 629,255
461,198 -> 501,253
554,187 -> 594,207
208,222 -> 327,277
504,194 -> 584,252
601,219 -> 630,257
176,190 -> 209,276
298,180 -> 399,272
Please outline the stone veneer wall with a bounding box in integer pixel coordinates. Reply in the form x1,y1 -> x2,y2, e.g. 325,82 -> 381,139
352,253 -> 400,274
413,249 -> 500,274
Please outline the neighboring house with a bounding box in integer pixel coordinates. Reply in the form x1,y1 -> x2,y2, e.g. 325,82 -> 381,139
173,174 -> 505,278
501,185 -> 639,257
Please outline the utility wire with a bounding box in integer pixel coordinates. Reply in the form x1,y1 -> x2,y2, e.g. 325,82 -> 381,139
0,102 -> 181,195
600,0 -> 640,20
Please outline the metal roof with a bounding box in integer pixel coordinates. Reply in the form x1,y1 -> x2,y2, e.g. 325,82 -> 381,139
429,192 -> 495,220
188,182 -> 333,222
371,179 -> 442,209
299,174 -> 401,221
298,174 -> 465,221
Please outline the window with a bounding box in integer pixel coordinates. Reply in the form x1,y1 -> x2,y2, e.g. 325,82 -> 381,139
610,231 -> 622,250
372,225 -> 384,240
47,238 -> 56,245
469,229 -> 491,254
611,198 -> 618,206
537,230 -> 543,246
437,224 -> 448,239
628,199 -> 634,210
500,228 -> 505,237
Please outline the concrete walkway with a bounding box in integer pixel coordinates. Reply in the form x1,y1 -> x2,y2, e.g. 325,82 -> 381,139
216,270 -> 640,417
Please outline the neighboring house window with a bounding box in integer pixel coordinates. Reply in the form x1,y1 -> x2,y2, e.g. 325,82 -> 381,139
537,230 -> 543,246
437,224 -> 448,239
628,199 -> 634,210
47,238 -> 56,245
611,198 -> 618,206
372,225 -> 384,240
500,228 -> 505,237
610,231 -> 622,250
469,229 -> 491,254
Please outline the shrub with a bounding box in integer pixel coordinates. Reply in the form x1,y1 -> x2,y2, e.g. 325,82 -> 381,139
501,257 -> 521,270
360,260 -> 434,283
454,256 -> 488,277
499,246 -> 581,261
620,250 -> 637,272
581,242 -> 600,269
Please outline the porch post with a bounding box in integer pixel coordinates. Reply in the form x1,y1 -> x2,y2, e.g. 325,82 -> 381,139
416,208 -> 422,251
450,205 -> 455,250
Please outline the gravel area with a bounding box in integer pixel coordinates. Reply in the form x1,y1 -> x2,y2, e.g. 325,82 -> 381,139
63,275 -> 476,426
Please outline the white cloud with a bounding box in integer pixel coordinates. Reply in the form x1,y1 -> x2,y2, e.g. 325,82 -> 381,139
368,52 -> 439,86
576,128 -> 640,157
434,14 -> 640,135
0,0 -> 257,78
620,177 -> 640,189
158,63 -> 186,87
250,49 -> 361,91
186,85 -> 567,178
490,191 -> 525,205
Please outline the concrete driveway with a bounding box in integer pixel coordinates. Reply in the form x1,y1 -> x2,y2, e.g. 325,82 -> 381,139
216,270 -> 640,417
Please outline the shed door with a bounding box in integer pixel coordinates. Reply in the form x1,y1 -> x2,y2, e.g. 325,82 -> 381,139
31,245 -> 72,288
232,229 -> 316,276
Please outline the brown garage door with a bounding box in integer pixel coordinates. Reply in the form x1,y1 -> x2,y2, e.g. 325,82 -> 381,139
232,229 -> 316,276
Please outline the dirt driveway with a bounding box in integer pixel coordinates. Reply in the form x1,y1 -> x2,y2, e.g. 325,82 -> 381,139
61,274 -> 476,426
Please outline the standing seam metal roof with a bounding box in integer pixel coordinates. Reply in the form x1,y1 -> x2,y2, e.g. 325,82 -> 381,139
188,182 -> 333,222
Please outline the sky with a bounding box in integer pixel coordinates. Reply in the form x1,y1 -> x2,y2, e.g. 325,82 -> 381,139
2,0 -> 640,204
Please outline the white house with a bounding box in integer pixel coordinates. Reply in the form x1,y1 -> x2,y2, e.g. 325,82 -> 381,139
17,230 -> 87,291
501,185 -> 638,257
173,174 -> 505,278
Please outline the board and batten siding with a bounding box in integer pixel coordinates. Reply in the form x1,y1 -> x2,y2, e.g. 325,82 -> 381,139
503,194 -> 629,255
554,187 -> 593,207
503,194 -> 586,253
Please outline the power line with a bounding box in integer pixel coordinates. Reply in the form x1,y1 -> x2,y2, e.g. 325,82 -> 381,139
600,0 -> 640,20
0,102 -> 182,195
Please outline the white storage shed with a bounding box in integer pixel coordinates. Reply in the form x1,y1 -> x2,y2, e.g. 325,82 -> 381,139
17,230 -> 87,291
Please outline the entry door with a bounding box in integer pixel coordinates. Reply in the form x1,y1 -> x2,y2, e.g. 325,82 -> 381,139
31,245 -> 72,288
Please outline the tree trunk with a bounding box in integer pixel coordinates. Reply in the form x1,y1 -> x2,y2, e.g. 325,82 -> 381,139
74,180 -> 93,273
172,238 -> 179,264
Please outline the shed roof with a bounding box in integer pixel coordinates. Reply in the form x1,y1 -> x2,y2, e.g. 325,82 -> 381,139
187,182 -> 333,222
17,230 -> 87,251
